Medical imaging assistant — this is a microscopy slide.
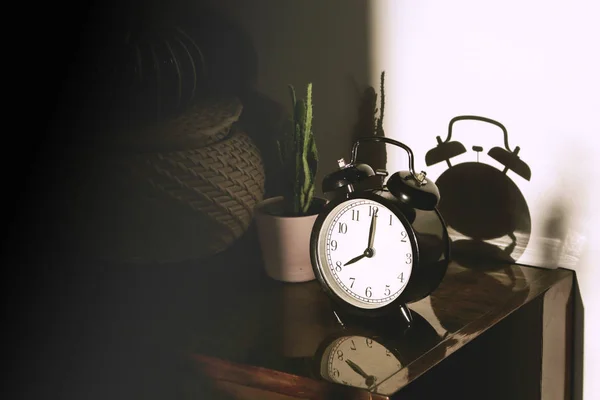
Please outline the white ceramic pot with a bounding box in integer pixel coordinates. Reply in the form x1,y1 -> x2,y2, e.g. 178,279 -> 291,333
254,196 -> 326,282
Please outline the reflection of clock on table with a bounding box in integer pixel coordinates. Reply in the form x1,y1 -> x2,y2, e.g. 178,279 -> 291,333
320,335 -> 400,389
312,309 -> 443,391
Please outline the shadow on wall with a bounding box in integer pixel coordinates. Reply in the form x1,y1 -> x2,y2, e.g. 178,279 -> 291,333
351,72 -> 388,173
425,116 -> 532,268
540,201 -> 570,267
537,147 -> 589,270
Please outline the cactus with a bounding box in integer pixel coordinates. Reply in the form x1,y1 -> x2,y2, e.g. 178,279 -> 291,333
277,83 -> 318,215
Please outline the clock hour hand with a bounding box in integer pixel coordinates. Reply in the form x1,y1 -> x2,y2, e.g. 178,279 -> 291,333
344,253 -> 366,266
344,246 -> 376,266
345,359 -> 377,387
345,359 -> 369,378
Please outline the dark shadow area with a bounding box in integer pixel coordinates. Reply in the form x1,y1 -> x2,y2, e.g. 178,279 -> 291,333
4,223 -> 266,399
425,115 -> 532,267
6,0 -> 267,262
10,0 -> 285,266
5,0 -> 375,398
3,0 -> 268,398
397,294 -> 544,400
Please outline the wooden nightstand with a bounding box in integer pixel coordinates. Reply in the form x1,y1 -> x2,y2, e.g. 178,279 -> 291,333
188,259 -> 573,400
12,230 -> 573,400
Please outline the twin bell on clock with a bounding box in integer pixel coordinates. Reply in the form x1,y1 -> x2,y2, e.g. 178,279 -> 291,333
310,137 -> 450,323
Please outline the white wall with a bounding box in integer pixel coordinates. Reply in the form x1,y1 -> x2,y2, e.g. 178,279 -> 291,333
370,1 -> 599,398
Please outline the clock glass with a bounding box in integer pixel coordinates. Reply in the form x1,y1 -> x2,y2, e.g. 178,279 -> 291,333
315,199 -> 414,309
320,335 -> 403,389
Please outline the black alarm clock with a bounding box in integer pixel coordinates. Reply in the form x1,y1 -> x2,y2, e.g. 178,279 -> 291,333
310,137 -> 450,322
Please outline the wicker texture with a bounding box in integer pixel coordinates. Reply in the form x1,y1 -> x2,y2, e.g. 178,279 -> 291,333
117,97 -> 245,152
75,97 -> 265,263
135,128 -> 264,247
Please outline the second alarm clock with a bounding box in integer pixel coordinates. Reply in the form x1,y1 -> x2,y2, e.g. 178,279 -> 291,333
310,137 -> 450,321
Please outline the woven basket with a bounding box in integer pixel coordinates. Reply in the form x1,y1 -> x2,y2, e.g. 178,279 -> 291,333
116,96 -> 245,151
76,97 -> 265,263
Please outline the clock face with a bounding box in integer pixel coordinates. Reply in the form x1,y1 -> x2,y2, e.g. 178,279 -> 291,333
314,198 -> 414,309
320,335 -> 403,389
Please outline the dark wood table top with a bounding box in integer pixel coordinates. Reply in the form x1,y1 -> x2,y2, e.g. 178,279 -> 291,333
184,238 -> 573,399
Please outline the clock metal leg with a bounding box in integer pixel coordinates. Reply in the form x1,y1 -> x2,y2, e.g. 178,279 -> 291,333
400,304 -> 413,327
332,310 -> 346,328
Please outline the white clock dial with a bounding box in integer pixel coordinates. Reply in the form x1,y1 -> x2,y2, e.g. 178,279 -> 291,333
322,335 -> 402,388
316,199 -> 414,309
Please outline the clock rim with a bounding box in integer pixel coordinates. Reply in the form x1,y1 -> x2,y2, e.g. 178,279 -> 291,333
310,191 -> 421,317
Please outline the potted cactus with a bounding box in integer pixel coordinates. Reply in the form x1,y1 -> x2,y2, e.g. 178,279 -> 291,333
254,83 -> 326,282
278,83 -> 320,216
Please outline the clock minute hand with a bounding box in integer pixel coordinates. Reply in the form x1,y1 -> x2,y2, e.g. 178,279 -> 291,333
367,212 -> 377,250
